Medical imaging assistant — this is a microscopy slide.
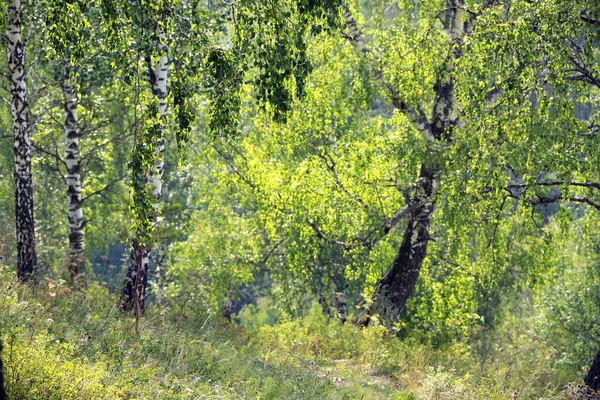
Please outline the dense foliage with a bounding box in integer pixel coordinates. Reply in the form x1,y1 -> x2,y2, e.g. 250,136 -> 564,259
1,0 -> 600,397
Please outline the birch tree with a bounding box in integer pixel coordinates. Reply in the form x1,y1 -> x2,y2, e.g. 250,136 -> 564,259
121,28 -> 169,312
46,0 -> 107,288
116,0 -> 343,313
61,62 -> 86,287
339,0 -> 496,323
47,0 -> 88,287
6,0 -> 36,281
429,0 -> 600,385
113,0 -> 200,313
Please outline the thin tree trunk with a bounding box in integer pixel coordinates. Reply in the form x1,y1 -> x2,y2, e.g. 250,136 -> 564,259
367,163 -> 438,322
121,40 -> 168,312
7,0 -> 36,282
318,290 -> 329,316
122,242 -> 149,312
62,60 -> 86,288
333,288 -> 348,323
0,340 -> 5,400
332,272 -> 347,323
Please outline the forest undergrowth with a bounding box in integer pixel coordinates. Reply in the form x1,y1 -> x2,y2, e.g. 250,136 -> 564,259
0,266 -> 593,400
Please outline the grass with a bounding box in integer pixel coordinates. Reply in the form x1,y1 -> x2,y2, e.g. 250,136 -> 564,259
0,270 -> 592,399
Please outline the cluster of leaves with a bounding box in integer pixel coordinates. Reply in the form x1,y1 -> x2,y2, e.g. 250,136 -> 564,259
129,96 -> 163,244
233,0 -> 343,121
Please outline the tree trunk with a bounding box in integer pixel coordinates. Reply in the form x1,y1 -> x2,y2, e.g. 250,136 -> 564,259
332,275 -> 347,323
62,60 -> 86,288
121,40 -> 168,312
343,1 -> 467,325
585,350 -> 600,391
333,289 -> 348,323
367,163 -> 438,323
7,0 -> 36,282
317,290 -> 329,316
0,340 -> 5,400
121,241 -> 150,312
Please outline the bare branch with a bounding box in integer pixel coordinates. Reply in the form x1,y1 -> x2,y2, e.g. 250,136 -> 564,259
31,142 -> 66,168
384,205 -> 409,234
579,123 -> 600,137
36,160 -> 67,185
528,192 -> 600,212
308,221 -> 374,249
80,128 -> 135,162
257,238 -> 285,265
581,10 -> 600,27
309,202 -> 409,250
570,196 -> 600,211
566,39 -> 600,88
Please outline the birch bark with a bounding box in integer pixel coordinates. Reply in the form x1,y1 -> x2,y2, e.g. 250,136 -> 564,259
7,0 -> 36,282
62,61 -> 86,288
122,40 -> 168,312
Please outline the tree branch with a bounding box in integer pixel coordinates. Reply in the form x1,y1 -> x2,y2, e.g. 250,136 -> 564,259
528,193 -> 600,212
507,180 -> 600,191
212,144 -> 257,189
308,203 -> 409,250
257,238 -> 285,265
340,4 -> 434,141
580,10 -> 600,27
81,177 -> 125,204
570,196 -> 600,211
31,142 -> 66,168
316,149 -> 373,216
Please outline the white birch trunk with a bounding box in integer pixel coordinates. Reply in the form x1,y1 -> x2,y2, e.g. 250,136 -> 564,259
7,0 -> 36,281
122,38 -> 168,312
62,60 -> 86,288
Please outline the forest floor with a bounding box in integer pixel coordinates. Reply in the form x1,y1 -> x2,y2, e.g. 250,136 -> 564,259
0,278 -> 591,399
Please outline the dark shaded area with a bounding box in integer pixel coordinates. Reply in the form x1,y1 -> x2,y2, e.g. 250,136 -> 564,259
0,340 -> 6,400
585,349 -> 600,390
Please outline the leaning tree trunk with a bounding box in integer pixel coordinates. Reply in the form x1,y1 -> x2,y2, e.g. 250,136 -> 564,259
343,1 -> 469,324
367,163 -> 438,322
7,0 -> 36,282
62,60 -> 86,288
121,41 -> 168,312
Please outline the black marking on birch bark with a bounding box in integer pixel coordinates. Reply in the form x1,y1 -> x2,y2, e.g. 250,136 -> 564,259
7,0 -> 36,281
